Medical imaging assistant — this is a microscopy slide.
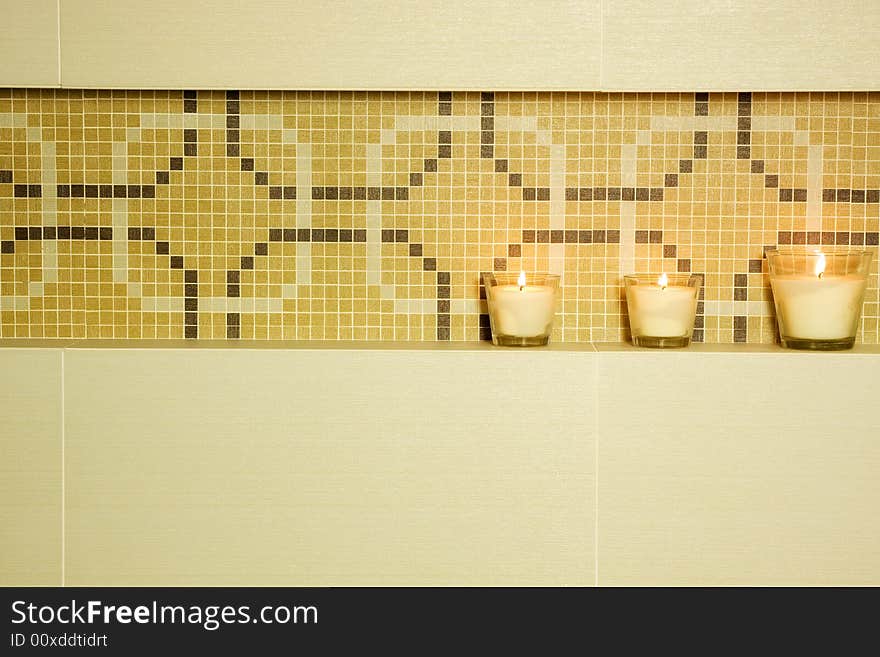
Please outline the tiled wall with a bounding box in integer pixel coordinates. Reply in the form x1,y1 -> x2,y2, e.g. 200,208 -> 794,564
1,89 -> 878,342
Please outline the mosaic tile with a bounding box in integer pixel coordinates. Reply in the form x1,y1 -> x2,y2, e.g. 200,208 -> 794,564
0,90 -> 878,343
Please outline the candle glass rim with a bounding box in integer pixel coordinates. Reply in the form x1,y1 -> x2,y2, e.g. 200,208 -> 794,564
766,246 -> 874,257
482,272 -> 561,287
766,247 -> 873,277
623,273 -> 701,287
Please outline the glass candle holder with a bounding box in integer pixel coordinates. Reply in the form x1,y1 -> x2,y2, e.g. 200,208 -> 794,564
484,272 -> 560,346
624,273 -> 701,348
767,247 -> 873,350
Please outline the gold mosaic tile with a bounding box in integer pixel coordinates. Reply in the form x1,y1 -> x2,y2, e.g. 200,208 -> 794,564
0,90 -> 878,343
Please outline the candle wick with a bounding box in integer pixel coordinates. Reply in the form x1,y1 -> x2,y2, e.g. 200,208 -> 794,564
519,285 -> 524,292
817,272 -> 823,280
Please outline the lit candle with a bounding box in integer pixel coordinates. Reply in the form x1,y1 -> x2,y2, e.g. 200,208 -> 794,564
485,271 -> 559,346
624,273 -> 700,348
769,252 -> 869,343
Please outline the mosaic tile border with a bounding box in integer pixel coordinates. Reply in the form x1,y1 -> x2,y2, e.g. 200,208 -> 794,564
1,90 -> 878,342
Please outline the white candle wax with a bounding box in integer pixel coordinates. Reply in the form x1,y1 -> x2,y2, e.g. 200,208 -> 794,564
627,283 -> 697,337
770,274 -> 867,339
489,284 -> 556,337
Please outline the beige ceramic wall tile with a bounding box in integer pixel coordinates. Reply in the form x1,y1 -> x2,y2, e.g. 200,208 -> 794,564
64,348 -> 596,585
598,351 -> 880,586
603,1 -> 880,90
60,0 -> 601,89
0,0 -> 59,86
0,349 -> 62,585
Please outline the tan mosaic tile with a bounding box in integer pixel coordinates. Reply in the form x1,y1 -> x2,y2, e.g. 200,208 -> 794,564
0,90 -> 878,343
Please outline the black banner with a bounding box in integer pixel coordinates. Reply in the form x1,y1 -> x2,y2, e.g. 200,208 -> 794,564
0,587 -> 874,652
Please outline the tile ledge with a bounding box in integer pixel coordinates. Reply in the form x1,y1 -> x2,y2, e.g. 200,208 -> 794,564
0,339 -> 879,354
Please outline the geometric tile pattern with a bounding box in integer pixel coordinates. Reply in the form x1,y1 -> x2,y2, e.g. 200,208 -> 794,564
1,89 -> 878,343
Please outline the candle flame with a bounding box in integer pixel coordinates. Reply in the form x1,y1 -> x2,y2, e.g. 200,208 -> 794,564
814,253 -> 826,279
657,272 -> 668,289
517,271 -> 527,290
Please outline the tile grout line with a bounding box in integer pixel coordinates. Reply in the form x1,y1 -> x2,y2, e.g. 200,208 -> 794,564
60,348 -> 65,587
594,350 -> 599,587
55,0 -> 61,85
598,0 -> 606,89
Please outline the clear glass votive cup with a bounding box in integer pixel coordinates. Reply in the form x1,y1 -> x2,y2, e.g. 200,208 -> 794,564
624,273 -> 701,348
766,247 -> 873,351
484,272 -> 560,347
